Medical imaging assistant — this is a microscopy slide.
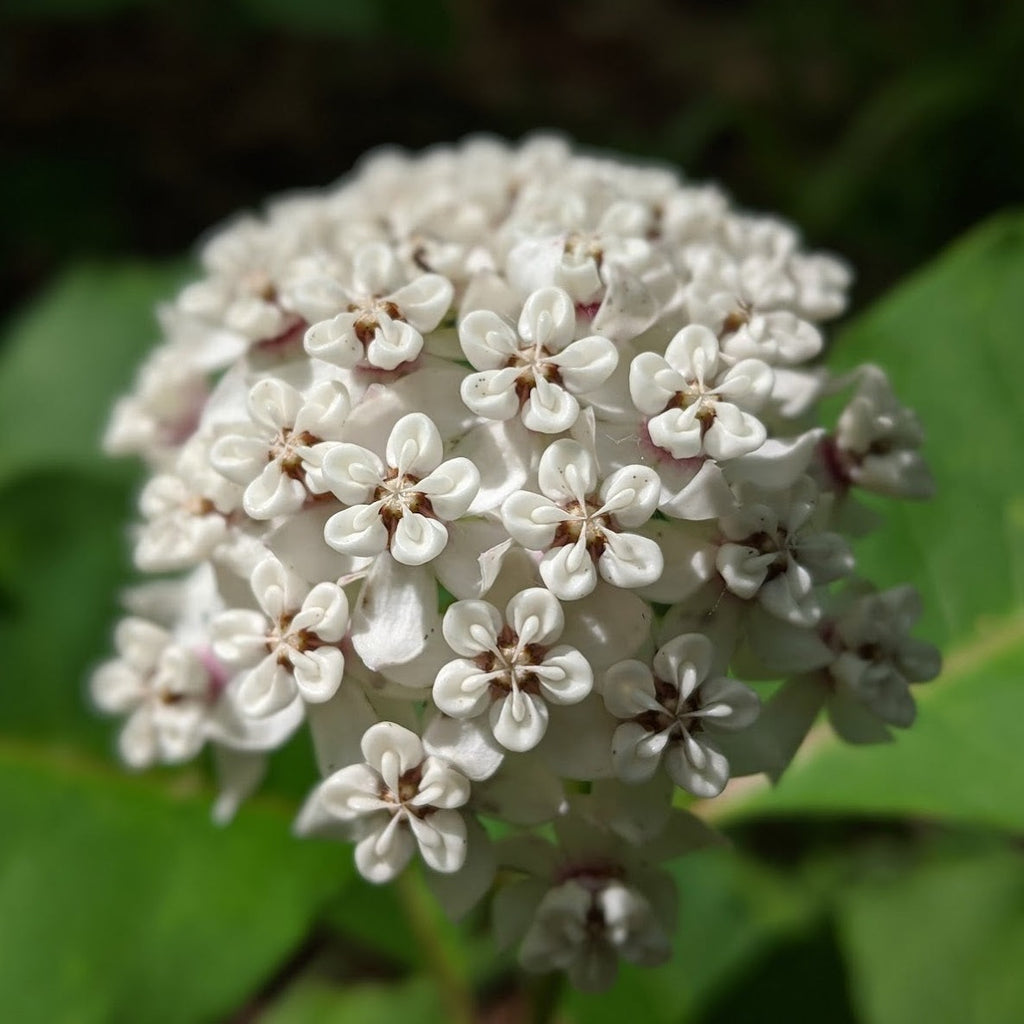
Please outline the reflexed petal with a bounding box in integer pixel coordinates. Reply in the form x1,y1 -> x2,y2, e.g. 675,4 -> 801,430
306,684 -> 379,776
726,429 -> 823,489
592,262 -> 661,344
561,584 -> 652,672
422,712 -> 505,782
539,695 -> 617,779
210,747 -> 268,824
634,520 -> 717,604
349,559 -> 437,670
424,816 -> 496,919
474,753 -> 566,826
453,419 -> 535,515
658,457 -> 736,521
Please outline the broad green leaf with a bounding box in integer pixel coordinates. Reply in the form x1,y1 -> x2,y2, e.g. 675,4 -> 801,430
717,212 -> 1024,830
263,977 -> 446,1024
0,745 -> 352,1024
322,877 -> 418,968
696,920 -> 856,1024
836,849 -> 1024,1024
0,261 -> 188,486
0,472 -> 135,751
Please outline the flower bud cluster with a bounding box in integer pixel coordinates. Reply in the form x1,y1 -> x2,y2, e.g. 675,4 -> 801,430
94,135 -> 939,990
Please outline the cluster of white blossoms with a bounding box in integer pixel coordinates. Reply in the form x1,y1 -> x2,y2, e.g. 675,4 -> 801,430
94,135 -> 940,990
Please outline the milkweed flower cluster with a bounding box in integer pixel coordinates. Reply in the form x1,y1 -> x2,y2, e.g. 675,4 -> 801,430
94,135 -> 940,991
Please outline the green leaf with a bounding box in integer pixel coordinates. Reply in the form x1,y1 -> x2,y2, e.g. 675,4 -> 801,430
0,261 -> 188,486
0,744 -> 351,1024
717,211 -> 1024,830
836,848 -> 1024,1024
696,920 -> 856,1024
263,977 -> 446,1024
0,472 -> 135,751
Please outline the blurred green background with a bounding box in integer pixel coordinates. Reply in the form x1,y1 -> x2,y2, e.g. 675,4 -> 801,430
2,1 -> 1023,1022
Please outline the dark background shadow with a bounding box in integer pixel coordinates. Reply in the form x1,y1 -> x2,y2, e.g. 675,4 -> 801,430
3,0 -> 1022,321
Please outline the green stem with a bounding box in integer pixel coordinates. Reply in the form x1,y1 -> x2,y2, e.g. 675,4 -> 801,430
529,970 -> 566,1024
395,867 -> 475,1024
